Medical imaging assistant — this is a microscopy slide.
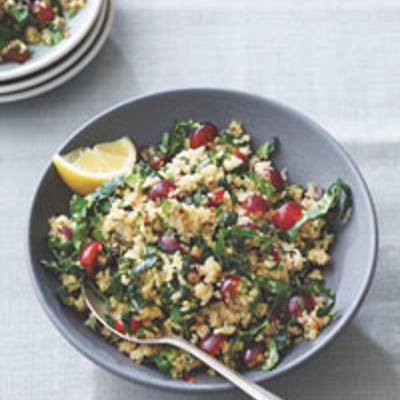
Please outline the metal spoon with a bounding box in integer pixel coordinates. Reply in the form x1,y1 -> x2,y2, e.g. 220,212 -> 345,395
83,283 -> 285,400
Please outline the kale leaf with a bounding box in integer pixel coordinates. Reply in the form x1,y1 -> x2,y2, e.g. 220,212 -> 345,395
70,195 -> 89,247
287,180 -> 352,240
153,347 -> 179,373
9,5 -> 30,23
261,339 -> 279,370
249,171 -> 274,198
160,120 -> 194,159
256,137 -> 278,158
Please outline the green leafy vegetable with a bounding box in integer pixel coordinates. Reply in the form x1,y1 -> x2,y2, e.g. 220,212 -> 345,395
191,237 -> 213,263
215,227 -> 272,256
215,227 -> 271,273
153,347 -> 179,373
161,198 -> 170,215
160,120 -> 194,158
66,9 -> 78,18
304,281 -> 337,318
137,160 -> 159,179
287,180 -> 352,240
9,6 -> 30,23
181,255 -> 192,279
218,131 -> 237,145
242,278 -> 293,338
70,195 -> 88,216
216,209 -> 238,228
170,306 -> 182,323
91,176 -> 123,202
316,299 -> 336,318
70,195 -> 89,247
132,255 -> 158,275
249,171 -> 274,198
274,330 -> 288,351
107,270 -> 126,299
262,339 -> 279,370
192,191 -> 203,207
260,278 -> 293,313
256,137 -> 278,158
120,311 -> 133,333
50,29 -> 65,45
0,25 -> 13,42
242,319 -> 269,338
85,279 -> 110,305
86,314 -> 97,331
218,131 -> 248,146
125,171 -> 140,188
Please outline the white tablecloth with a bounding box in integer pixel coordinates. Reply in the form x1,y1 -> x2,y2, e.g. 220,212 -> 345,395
1,1 -> 398,399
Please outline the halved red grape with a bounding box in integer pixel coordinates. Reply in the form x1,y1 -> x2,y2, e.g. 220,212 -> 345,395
190,123 -> 218,149
265,169 -> 284,191
148,155 -> 165,170
240,222 -> 258,232
243,343 -> 264,368
113,320 -> 126,334
287,294 -> 316,317
233,148 -> 249,168
272,201 -> 302,230
80,241 -> 102,277
148,180 -> 175,200
209,188 -> 225,206
242,195 -> 269,214
159,235 -> 181,254
31,3 -> 55,25
198,334 -> 225,356
269,245 -> 280,262
4,48 -> 30,64
220,275 -> 241,300
59,227 -> 72,241
130,317 -> 141,334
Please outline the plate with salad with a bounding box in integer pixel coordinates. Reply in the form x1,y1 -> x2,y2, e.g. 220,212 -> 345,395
28,89 -> 378,392
0,0 -> 102,81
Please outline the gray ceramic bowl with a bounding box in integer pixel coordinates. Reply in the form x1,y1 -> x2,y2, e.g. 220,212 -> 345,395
28,89 -> 378,393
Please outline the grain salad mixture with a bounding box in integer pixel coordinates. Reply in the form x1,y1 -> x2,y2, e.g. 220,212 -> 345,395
0,0 -> 86,64
46,120 -> 352,379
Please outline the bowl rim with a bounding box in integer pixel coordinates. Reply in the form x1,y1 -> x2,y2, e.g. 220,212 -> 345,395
27,88 -> 379,393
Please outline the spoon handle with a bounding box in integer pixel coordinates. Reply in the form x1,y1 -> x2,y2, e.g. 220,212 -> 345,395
167,336 -> 285,400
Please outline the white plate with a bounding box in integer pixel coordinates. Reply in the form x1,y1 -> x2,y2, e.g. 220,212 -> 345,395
0,0 -> 104,82
0,1 -> 107,94
0,0 -> 113,103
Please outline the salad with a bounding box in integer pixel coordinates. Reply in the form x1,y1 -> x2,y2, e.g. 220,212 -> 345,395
46,120 -> 352,379
0,0 -> 86,64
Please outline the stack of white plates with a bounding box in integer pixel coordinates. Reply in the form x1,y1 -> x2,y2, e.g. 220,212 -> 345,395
0,0 -> 113,103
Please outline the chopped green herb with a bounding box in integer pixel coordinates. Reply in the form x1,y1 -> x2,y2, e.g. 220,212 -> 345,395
153,347 -> 179,373
256,137 -> 278,158
125,172 -> 140,188
249,171 -> 274,198
9,6 -> 29,23
262,339 -> 279,370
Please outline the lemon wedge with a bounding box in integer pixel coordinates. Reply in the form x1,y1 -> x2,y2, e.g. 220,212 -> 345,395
53,137 -> 136,195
